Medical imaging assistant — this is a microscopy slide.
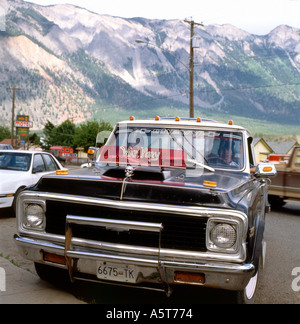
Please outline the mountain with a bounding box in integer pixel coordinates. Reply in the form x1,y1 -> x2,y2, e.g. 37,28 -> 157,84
1,0 -> 300,131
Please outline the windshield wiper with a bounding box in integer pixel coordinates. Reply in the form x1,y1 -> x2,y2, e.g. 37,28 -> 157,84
167,129 -> 215,173
186,159 -> 215,173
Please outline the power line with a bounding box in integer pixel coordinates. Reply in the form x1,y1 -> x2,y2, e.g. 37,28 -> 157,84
197,81 -> 300,94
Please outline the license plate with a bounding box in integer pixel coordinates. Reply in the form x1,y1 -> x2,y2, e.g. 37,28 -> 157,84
96,261 -> 137,283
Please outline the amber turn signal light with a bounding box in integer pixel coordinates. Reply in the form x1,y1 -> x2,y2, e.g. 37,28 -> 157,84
43,252 -> 67,265
174,271 -> 205,284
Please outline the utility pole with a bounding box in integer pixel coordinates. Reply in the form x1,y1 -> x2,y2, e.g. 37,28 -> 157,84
184,19 -> 203,118
7,87 -> 20,147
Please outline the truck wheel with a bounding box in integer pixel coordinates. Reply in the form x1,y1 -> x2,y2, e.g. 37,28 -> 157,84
35,263 -> 70,286
268,195 -> 286,208
235,255 -> 262,304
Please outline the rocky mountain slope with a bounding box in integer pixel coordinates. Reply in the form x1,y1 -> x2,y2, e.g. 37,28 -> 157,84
1,0 -> 300,130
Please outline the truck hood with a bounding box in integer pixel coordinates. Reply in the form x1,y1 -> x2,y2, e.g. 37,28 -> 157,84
31,166 -> 254,211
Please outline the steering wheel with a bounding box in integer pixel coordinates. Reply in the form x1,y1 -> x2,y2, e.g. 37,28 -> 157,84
206,156 -> 227,166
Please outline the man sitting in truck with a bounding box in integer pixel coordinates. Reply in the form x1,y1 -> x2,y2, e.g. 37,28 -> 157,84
219,141 -> 240,168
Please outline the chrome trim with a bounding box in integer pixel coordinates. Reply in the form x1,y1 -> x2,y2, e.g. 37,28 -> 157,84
15,231 -> 247,263
21,199 -> 46,232
64,215 -> 165,284
14,234 -> 253,274
206,217 -> 244,254
17,191 -> 248,263
15,188 -> 251,292
270,185 -> 300,193
18,191 -> 248,221
14,234 -> 255,291
66,215 -> 164,233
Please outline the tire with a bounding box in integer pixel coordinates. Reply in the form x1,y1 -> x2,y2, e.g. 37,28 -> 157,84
235,252 -> 263,304
236,272 -> 259,304
268,195 -> 286,209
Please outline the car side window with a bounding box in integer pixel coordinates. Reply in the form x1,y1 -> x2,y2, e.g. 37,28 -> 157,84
43,154 -> 59,171
33,154 -> 46,173
295,150 -> 300,168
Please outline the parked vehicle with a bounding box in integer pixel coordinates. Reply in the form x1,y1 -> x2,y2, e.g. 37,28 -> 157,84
14,117 -> 276,304
49,146 -> 74,157
268,146 -> 300,207
0,150 -> 65,214
0,144 -> 14,150
268,153 -> 290,164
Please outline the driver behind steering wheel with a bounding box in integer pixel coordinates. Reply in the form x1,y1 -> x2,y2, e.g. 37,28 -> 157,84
218,140 -> 239,168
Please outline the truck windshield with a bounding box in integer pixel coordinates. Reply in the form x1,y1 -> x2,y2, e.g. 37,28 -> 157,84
99,126 -> 244,171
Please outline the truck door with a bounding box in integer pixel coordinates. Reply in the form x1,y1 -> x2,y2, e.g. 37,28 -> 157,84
285,148 -> 300,199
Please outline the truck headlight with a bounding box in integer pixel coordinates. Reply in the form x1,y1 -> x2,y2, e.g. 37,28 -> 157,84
207,218 -> 240,253
210,223 -> 237,249
24,204 -> 45,230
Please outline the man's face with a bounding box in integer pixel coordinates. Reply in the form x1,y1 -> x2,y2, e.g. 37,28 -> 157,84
223,148 -> 232,163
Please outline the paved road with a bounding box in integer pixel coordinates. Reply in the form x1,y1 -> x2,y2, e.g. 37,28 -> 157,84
255,201 -> 300,304
0,201 -> 300,304
0,209 -> 85,304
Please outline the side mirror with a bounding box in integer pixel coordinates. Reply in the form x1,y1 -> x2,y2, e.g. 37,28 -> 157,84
32,167 -> 44,174
87,147 -> 97,160
254,163 -> 277,178
87,147 -> 100,164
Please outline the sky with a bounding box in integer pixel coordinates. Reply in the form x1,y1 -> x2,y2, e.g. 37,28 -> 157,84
22,0 -> 300,35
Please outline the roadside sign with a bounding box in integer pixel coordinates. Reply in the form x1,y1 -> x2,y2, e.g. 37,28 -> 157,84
14,121 -> 33,128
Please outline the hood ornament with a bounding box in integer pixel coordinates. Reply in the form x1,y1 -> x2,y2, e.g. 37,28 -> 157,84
120,166 -> 134,201
125,166 -> 134,179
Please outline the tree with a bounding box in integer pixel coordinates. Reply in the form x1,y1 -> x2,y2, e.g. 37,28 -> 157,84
55,120 -> 76,147
28,133 -> 41,147
0,126 -> 10,142
42,120 -> 55,149
42,119 -> 76,149
74,120 -> 113,151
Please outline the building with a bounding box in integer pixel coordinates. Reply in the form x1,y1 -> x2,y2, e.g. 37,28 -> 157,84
266,141 -> 299,155
253,138 -> 273,163
253,138 -> 299,163
0,138 -> 20,148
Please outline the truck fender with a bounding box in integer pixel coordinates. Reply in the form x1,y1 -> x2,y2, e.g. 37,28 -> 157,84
252,220 -> 265,275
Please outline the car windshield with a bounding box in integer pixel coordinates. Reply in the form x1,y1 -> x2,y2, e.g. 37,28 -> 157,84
98,125 -> 244,171
0,152 -> 32,171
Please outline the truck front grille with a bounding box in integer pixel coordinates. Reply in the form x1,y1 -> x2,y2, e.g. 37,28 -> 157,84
45,200 -> 207,252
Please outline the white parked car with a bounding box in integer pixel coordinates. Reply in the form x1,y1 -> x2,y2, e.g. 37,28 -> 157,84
0,144 -> 14,150
0,150 -> 65,214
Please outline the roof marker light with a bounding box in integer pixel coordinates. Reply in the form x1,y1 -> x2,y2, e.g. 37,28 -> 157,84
129,116 -> 136,121
197,117 -> 202,123
175,117 -> 181,122
155,115 -> 160,121
228,120 -> 233,125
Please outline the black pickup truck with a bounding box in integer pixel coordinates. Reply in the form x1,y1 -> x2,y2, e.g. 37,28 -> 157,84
14,117 -> 276,304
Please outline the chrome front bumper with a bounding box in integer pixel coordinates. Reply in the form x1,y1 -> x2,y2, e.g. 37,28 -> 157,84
14,233 -> 255,295
15,196 -> 254,295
